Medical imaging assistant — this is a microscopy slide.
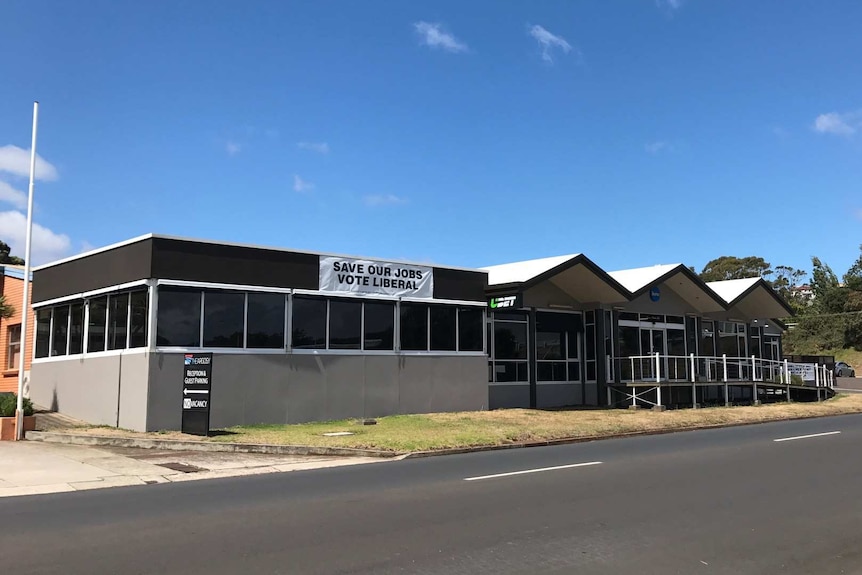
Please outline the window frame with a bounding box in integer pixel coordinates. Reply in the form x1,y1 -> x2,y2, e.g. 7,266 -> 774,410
7,324 -> 21,370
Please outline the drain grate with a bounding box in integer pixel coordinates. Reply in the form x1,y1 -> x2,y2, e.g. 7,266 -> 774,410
157,462 -> 205,474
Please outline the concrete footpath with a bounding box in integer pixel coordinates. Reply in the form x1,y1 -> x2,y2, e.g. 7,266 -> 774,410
0,441 -> 386,498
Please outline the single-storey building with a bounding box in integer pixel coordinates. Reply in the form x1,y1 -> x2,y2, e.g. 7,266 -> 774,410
28,235 -> 804,432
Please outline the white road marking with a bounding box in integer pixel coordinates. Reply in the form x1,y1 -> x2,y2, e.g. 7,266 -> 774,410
464,461 -> 602,481
773,431 -> 841,443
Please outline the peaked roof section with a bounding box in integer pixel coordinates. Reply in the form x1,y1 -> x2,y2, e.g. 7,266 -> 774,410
608,263 -> 727,313
482,254 -> 630,303
707,277 -> 794,319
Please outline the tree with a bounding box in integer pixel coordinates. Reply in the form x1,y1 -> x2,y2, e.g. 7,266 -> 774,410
699,256 -> 772,282
0,240 -> 24,265
0,294 -> 13,319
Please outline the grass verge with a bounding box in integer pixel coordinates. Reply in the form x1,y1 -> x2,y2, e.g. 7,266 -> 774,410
65,393 -> 862,453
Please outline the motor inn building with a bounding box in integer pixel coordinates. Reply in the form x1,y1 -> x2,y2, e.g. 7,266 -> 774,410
24,234 -> 810,432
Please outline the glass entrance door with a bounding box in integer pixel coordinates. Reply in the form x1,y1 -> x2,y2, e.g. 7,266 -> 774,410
640,329 -> 665,380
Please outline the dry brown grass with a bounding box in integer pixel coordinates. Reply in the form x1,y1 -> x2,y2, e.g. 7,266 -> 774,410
67,393 -> 862,453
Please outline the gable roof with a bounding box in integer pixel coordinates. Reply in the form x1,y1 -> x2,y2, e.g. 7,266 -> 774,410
706,277 -> 795,318
609,263 -> 727,313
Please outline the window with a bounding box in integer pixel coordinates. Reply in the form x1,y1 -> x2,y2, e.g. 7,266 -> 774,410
108,293 -> 129,350
129,291 -> 148,348
87,297 -> 108,352
363,301 -> 394,350
247,293 -> 285,349
329,300 -> 361,349
430,306 -> 456,351
400,303 -> 428,351
458,307 -> 483,352
7,325 -> 21,369
291,296 -> 326,349
156,288 -> 202,347
203,291 -> 244,348
69,303 -> 84,355
35,309 -> 51,358
51,305 -> 69,356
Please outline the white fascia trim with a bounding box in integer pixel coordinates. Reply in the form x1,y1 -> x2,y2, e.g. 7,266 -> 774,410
489,382 -> 529,387
32,280 -> 150,308
293,288 -> 397,301
157,279 -> 293,294
32,347 -> 150,364
401,296 -> 487,307
32,234 -> 154,271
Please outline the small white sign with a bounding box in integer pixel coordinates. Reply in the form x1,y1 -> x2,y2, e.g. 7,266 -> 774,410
319,256 -> 433,298
788,363 -> 816,381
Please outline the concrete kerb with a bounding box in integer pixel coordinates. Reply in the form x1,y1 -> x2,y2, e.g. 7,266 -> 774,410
25,431 -> 403,459
26,410 -> 862,461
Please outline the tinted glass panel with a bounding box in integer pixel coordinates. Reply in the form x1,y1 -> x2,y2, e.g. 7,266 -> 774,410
430,306 -> 456,351
492,312 -> 528,322
203,291 -> 244,348
329,300 -> 361,349
458,307 -> 483,351
364,302 -> 394,350
494,322 -> 527,359
247,293 -> 285,349
585,325 -> 596,360
400,303 -> 428,351
619,312 -> 638,321
35,308 -> 51,358
586,361 -> 597,381
666,315 -> 684,325
108,293 -> 129,350
156,289 -> 201,347
537,362 -> 567,381
51,305 -> 69,356
69,303 -> 84,354
536,331 -> 562,360
87,297 -> 107,352
292,296 -> 326,349
129,291 -> 148,348
494,361 -> 528,382
568,361 -> 581,381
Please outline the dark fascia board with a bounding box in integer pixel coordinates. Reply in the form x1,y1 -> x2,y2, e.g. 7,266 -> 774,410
629,264 -> 729,310
727,277 -> 796,318
516,253 -> 631,301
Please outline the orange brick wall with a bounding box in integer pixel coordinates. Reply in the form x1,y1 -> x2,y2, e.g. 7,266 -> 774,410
1,274 -> 35,394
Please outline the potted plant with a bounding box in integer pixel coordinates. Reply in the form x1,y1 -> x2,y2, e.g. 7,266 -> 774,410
0,393 -> 36,440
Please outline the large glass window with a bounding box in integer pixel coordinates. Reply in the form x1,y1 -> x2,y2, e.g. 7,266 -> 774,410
247,293 -> 285,349
108,293 -> 129,350
364,302 -> 394,350
7,324 -> 21,369
156,288 -> 202,347
203,291 -> 244,348
129,291 -> 148,349
51,305 -> 69,356
430,306 -> 456,351
329,300 -> 361,349
35,308 -> 51,358
495,322 -> 528,359
400,303 -> 428,351
69,303 -> 84,355
292,296 -> 326,349
458,307 -> 483,352
87,297 -> 108,352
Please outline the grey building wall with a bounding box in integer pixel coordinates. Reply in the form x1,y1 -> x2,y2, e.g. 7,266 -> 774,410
489,384 -> 530,410
146,352 -> 488,430
30,352 -> 151,427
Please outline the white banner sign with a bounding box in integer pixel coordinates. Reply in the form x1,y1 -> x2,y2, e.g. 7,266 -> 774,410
788,363 -> 816,381
319,256 -> 434,298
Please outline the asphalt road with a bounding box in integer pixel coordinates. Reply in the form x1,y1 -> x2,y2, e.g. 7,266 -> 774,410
3,415 -> 862,575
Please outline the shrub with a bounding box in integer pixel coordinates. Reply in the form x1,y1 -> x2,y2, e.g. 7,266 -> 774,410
0,393 -> 34,417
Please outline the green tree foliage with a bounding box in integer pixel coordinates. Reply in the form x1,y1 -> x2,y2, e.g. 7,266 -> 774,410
0,294 -> 13,319
0,240 -> 24,265
699,256 -> 773,282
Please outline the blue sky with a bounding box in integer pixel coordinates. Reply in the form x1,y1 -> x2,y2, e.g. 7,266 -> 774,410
1,1 -> 861,279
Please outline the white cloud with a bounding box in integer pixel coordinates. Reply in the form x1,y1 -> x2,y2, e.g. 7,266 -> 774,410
0,210 -> 71,265
528,25 -> 573,64
656,0 -> 683,10
413,22 -> 468,53
225,141 -> 242,156
645,141 -> 669,154
297,142 -> 330,154
813,111 -> 860,136
293,175 -> 314,193
0,181 -> 27,209
0,145 -> 59,181
363,194 -> 407,207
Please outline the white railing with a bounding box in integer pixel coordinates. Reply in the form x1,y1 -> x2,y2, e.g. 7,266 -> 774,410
617,353 -> 834,389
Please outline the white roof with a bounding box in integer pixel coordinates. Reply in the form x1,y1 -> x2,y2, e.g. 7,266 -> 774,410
481,254 -> 580,286
706,277 -> 761,304
607,264 -> 682,293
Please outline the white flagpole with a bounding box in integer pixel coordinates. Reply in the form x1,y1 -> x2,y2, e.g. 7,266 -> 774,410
15,101 -> 38,441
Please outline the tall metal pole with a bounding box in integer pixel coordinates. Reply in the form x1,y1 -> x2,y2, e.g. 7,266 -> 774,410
15,101 -> 39,441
